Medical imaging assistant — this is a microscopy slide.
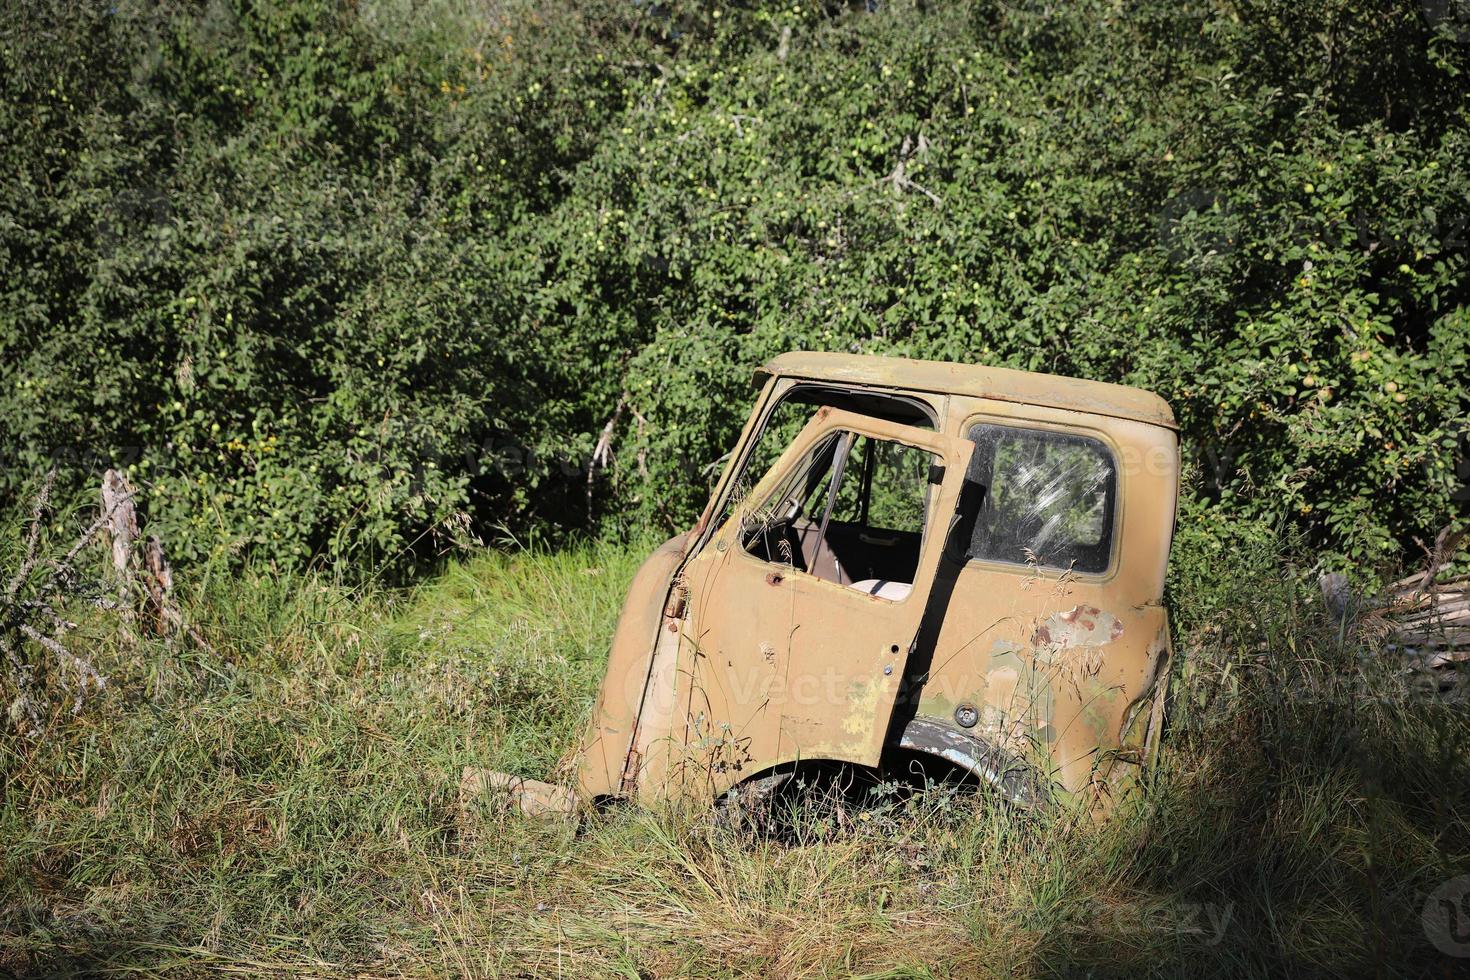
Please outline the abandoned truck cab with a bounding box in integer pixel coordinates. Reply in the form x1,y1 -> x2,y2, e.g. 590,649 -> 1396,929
501,352 -> 1179,814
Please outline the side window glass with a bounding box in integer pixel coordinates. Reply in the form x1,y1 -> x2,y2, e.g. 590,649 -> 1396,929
713,388 -> 934,535
796,435 -> 929,532
963,424 -> 1116,574
741,430 -> 842,541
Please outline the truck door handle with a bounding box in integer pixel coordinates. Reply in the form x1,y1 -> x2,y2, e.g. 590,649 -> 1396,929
859,532 -> 898,546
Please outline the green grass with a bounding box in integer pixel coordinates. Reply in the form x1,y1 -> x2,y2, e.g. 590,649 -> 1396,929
3,536 -> 1469,977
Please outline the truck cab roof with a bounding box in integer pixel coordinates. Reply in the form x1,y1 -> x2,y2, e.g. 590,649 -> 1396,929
755,351 -> 1177,431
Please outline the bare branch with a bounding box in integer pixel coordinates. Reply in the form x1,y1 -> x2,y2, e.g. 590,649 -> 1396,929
4,468 -> 56,604
587,391 -> 629,520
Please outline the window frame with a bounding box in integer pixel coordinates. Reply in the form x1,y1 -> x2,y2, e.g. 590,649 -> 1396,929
951,417 -> 1123,580
700,382 -> 940,556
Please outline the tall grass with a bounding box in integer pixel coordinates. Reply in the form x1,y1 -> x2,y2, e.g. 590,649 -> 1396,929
2,533 -> 1467,977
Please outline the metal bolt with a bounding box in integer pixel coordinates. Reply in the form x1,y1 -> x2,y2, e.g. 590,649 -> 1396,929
883,664 -> 893,675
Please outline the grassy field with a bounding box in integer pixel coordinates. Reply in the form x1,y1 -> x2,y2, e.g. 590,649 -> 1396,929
3,535 -> 1469,977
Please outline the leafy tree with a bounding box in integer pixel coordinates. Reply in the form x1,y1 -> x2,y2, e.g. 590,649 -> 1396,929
2,0 -> 1466,573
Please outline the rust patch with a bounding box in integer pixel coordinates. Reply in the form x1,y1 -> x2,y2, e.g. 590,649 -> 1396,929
765,571 -> 784,586
1033,605 -> 1123,648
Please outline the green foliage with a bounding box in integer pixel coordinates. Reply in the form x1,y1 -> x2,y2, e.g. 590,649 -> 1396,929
1,0 -> 1467,570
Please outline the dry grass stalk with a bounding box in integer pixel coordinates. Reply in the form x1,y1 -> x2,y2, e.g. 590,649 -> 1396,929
2,469 -> 111,733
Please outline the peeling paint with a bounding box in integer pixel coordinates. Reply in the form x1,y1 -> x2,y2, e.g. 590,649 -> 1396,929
483,354 -> 1178,818
1033,605 -> 1124,648
842,676 -> 885,737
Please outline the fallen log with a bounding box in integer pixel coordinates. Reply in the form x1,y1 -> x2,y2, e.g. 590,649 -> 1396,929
1325,526 -> 1469,698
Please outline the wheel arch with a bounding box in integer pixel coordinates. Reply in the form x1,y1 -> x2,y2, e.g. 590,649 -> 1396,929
893,716 -> 1050,807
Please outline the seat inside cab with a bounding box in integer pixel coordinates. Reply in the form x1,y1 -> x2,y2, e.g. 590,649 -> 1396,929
737,388 -> 938,599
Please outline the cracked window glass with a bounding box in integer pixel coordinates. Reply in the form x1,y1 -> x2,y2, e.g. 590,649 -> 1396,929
963,424 -> 1116,574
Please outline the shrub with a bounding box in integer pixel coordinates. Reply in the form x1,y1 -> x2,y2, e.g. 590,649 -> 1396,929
1,0 -> 1466,571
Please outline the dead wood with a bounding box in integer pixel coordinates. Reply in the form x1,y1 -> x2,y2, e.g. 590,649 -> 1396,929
3,468 -> 213,734
1326,526 -> 1470,699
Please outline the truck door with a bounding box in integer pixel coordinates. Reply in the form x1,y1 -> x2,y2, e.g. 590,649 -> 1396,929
665,407 -> 975,799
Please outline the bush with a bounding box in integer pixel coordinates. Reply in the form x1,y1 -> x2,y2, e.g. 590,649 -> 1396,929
1,0 -> 1466,571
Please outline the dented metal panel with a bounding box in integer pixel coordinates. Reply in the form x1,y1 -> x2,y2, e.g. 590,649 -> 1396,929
630,407 -> 976,802
571,532 -> 691,803
910,397 -> 1178,801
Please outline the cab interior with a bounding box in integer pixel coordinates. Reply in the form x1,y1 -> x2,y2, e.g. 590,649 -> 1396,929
739,386 -> 938,600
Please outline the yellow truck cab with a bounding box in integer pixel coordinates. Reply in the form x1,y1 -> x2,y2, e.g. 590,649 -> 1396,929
488,352 -> 1179,815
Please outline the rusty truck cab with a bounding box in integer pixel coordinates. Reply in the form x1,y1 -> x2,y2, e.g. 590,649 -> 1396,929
570,351 -> 1179,812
